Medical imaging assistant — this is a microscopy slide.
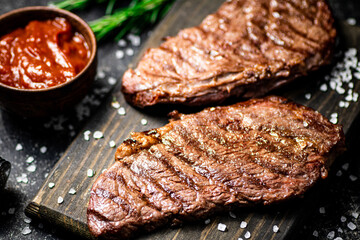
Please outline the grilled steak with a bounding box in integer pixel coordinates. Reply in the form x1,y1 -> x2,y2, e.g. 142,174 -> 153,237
87,96 -> 345,239
122,0 -> 336,107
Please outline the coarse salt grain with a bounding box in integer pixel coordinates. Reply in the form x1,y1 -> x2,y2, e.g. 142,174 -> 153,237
303,121 -> 308,127
115,50 -> 124,59
349,175 -> 358,181
125,48 -> 134,56
108,77 -> 117,85
204,219 -> 211,224
87,169 -> 95,178
24,218 -> 32,224
346,18 -> 356,25
238,238 -> 244,240
330,118 -> 338,124
26,156 -> 34,164
347,222 -> 356,230
336,170 -> 342,177
229,211 -> 236,218
327,231 -> 335,239
244,231 -> 251,239
96,70 -> 105,79
117,39 -> 127,47
342,163 -> 349,171
352,212 -> 359,219
273,225 -> 279,233
340,216 -> 347,222
109,140 -> 116,148
319,207 -> 326,214
127,34 -> 141,46
118,107 -> 126,115
48,182 -> 55,189
334,237 -> 343,240
305,93 -> 311,100
8,208 -> 15,214
84,130 -> 91,141
320,83 -> 328,92
140,119 -> 148,126
354,72 -> 360,80
57,196 -> 64,204
40,146 -> 47,153
93,131 -> 104,139
313,230 -> 319,237
16,143 -> 23,151
16,174 -> 28,184
111,101 -> 120,109
240,221 -> 247,228
68,188 -> 76,195
338,227 -> 343,233
26,165 -> 36,173
21,226 -> 32,235
217,223 -> 227,232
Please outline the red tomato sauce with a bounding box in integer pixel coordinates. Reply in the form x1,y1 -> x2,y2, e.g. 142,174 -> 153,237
0,17 -> 90,89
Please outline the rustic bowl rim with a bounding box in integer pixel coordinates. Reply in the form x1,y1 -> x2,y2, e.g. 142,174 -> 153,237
0,6 -> 97,93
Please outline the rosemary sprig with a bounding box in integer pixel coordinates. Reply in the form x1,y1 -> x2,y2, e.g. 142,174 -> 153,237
52,0 -> 175,41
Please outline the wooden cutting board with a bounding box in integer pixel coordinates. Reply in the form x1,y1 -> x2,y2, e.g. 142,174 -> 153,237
25,0 -> 360,239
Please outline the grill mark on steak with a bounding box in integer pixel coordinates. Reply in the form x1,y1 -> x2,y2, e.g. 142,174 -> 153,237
88,96 -> 345,239
122,0 -> 336,107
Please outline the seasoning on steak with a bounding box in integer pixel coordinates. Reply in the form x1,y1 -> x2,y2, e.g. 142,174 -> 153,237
122,0 -> 336,107
87,96 -> 345,239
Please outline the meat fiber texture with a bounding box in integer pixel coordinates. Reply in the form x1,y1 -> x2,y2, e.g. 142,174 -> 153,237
121,0 -> 337,108
87,96 -> 345,239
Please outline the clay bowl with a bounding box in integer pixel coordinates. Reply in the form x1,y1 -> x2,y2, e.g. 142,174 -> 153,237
0,6 -> 97,118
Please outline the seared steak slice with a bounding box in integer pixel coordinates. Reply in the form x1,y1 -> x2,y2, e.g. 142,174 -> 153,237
87,96 -> 345,239
122,0 -> 336,107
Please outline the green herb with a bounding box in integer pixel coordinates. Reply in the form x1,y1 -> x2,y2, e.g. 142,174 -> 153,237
52,0 -> 175,41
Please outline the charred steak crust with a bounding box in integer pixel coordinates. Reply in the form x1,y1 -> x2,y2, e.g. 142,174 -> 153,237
121,0 -> 336,108
87,96 -> 345,239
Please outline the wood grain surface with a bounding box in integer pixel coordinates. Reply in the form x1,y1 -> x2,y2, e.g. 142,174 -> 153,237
25,0 -> 360,239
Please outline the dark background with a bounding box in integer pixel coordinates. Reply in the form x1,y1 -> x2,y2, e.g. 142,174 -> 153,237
0,0 -> 359,239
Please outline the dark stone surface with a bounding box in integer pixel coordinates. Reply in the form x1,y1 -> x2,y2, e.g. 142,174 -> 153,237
0,0 -> 359,239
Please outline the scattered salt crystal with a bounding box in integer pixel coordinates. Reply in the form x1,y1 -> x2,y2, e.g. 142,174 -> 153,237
127,34 -> 141,46
349,82 -> 354,89
109,140 -> 116,148
320,83 -> 328,92
21,226 -> 32,235
26,156 -> 34,164
87,169 -> 95,178
319,207 -> 326,214
340,216 -> 347,222
327,231 -> 335,239
115,50 -> 124,59
336,170 -> 342,177
349,175 -> 358,181
40,146 -> 47,153
229,211 -> 236,218
353,92 -> 359,102
330,80 -> 336,90
57,196 -> 64,204
240,221 -> 247,228
125,48 -> 134,56
16,143 -> 23,151
204,219 -> 211,224
84,130 -> 91,141
345,48 -> 357,57
338,227 -> 343,233
346,18 -> 357,25
305,93 -> 311,100
347,222 -> 356,230
117,39 -> 127,47
8,208 -> 15,214
217,223 -> 227,232
140,119 -> 148,126
24,218 -> 32,224
108,77 -> 117,85
334,237 -> 343,240
238,238 -> 244,240
303,121 -> 309,127
26,165 -> 36,173
111,101 -> 120,109
354,72 -> 360,80
244,231 -> 251,239
93,131 -> 104,139
336,86 -> 345,95
313,230 -> 319,237
345,94 -> 353,102
273,225 -> 279,233
68,188 -> 76,195
351,212 -> 359,219
342,163 -> 349,171
330,118 -> 338,124
118,107 -> 126,115
16,174 -> 28,184
96,70 -> 105,79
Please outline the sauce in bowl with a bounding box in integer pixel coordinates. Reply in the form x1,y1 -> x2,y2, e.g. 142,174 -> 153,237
0,17 -> 90,89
